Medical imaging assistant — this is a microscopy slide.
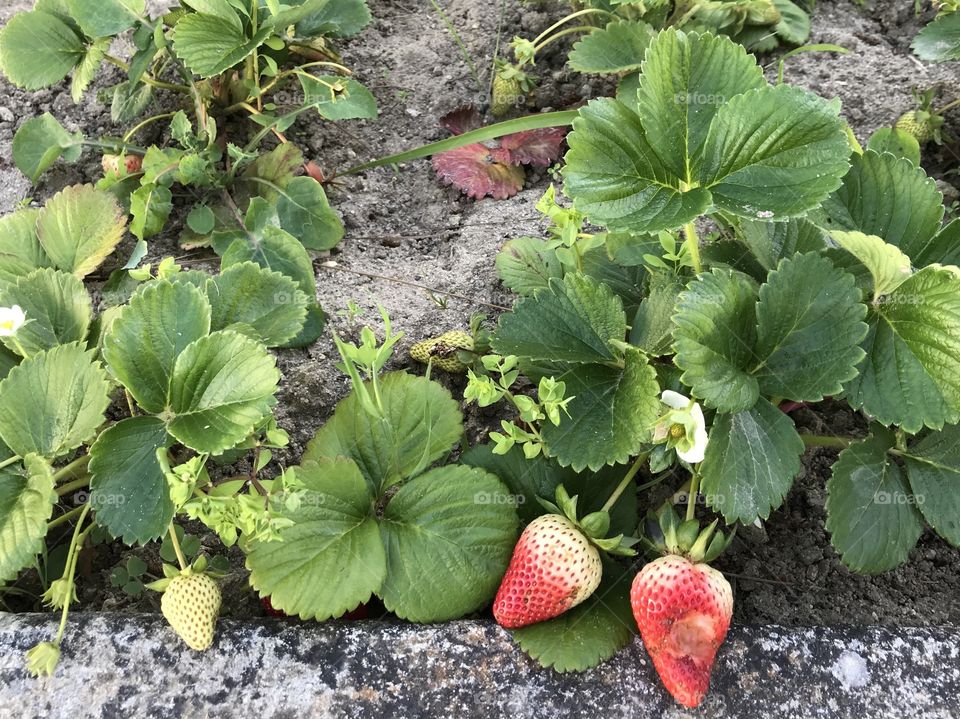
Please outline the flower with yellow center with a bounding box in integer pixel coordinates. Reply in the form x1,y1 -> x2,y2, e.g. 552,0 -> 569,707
0,305 -> 25,337
652,390 -> 709,464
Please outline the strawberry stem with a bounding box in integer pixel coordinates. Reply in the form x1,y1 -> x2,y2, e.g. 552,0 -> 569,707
600,453 -> 648,513
53,504 -> 91,646
167,522 -> 189,572
686,472 -> 700,522
683,222 -> 702,274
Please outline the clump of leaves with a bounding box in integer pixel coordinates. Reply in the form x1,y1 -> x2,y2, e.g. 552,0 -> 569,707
499,0 -> 810,111
470,28 -> 960,673
0,0 -> 376,338
245,310 -> 521,621
0,178 -> 316,673
431,106 -> 567,200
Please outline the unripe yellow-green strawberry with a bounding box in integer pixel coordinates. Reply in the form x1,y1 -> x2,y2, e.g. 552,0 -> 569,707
492,73 -> 523,117
409,330 -> 474,373
895,110 -> 941,145
161,571 -> 221,651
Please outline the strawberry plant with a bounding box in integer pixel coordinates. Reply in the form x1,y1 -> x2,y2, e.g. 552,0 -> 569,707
244,311 -> 522,622
0,181 -> 318,671
447,27 -> 960,704
0,0 -> 377,344
496,0 -> 810,112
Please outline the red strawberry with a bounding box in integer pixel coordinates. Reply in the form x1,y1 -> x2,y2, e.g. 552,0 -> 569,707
631,554 -> 732,707
493,513 -> 602,628
102,153 -> 143,177
260,595 -> 287,618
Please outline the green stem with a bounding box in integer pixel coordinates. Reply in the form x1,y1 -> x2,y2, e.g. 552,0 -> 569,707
81,138 -> 149,155
339,110 -> 578,176
0,455 -> 21,470
53,506 -> 91,646
56,476 -> 90,498
123,112 -> 177,142
600,453 -> 648,513
167,522 -> 188,571
53,455 -> 91,484
936,97 -> 960,115
686,472 -> 700,522
9,336 -> 30,360
102,54 -> 190,92
533,25 -> 595,54
683,221 -> 702,274
532,8 -> 614,46
799,434 -> 853,449
46,505 -> 84,532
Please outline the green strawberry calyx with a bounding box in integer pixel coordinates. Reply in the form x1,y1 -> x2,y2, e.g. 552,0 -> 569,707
537,484 -> 639,557
642,503 -> 736,564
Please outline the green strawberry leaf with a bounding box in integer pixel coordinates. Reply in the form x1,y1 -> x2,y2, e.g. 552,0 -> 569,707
172,10 -> 273,77
166,330 -> 280,454
12,113 -> 84,183
752,252 -> 867,402
461,444 -> 639,534
0,343 -> 110,460
636,29 -> 765,182
563,31 -> 847,232
495,237 -> 563,297
701,84 -> 850,220
772,0 -> 810,44
673,268 -> 760,413
130,183 -> 173,241
273,176 -> 344,252
66,0 -> 145,37
0,10 -> 85,90
567,20 -> 655,74
844,267 -> 960,433
295,0 -> 371,38
830,231 -> 912,299
817,150 -> 944,264
492,274 -> 627,364
736,218 -> 826,273
71,37 -> 110,102
299,75 -> 378,120
902,425 -> 960,547
303,371 -> 463,495
0,268 -> 92,356
206,261 -> 308,347
629,270 -> 682,356
379,465 -> 519,622
700,398 -> 804,524
563,96 -> 712,233
912,11 -> 960,62
826,429 -> 924,573
512,561 -> 636,672
37,184 -> 127,278
0,454 -> 57,583
89,416 -> 173,545
0,209 -> 50,284
103,280 -> 212,415
246,457 -> 386,620
866,128 -> 921,166
541,348 -> 660,472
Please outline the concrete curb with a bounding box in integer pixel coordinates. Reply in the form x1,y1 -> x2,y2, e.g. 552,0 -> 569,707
1,613 -> 958,718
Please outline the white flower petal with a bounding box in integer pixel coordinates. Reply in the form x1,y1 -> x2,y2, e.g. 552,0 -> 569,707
660,389 -> 690,409
677,441 -> 706,464
0,305 -> 25,337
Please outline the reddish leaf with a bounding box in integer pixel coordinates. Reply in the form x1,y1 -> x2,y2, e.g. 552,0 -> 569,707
432,143 -> 525,200
439,105 -> 483,135
500,127 -> 568,167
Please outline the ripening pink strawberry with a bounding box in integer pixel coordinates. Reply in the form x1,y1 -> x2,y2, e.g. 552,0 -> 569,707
630,554 -> 733,708
493,513 -> 602,629
101,153 -> 143,177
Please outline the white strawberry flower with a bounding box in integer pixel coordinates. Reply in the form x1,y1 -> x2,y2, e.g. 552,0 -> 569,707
653,389 -> 709,464
0,305 -> 25,337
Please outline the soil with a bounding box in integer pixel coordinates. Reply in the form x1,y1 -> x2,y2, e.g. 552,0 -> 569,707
2,0 -> 960,629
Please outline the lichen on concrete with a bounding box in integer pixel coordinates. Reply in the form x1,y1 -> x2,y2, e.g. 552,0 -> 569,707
1,613 -> 958,718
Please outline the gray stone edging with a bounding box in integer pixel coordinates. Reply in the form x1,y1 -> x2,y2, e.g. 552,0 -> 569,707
1,612 -> 958,718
